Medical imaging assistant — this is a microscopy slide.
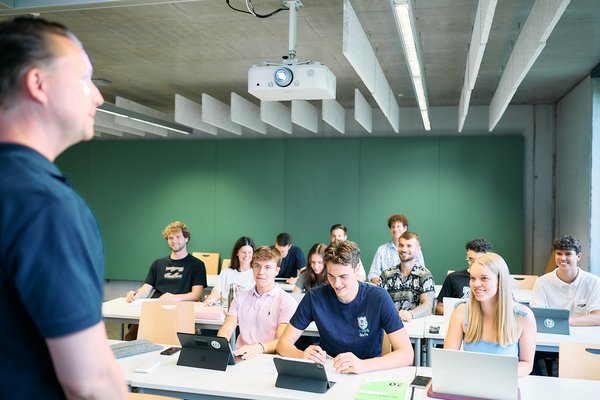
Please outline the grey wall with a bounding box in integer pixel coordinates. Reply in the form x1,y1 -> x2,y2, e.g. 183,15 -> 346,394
556,76 -> 593,270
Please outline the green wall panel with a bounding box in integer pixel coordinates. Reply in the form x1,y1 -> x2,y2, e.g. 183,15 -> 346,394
56,136 -> 523,283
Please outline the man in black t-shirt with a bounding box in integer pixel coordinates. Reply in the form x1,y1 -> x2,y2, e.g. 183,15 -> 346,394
435,238 -> 492,315
124,221 -> 207,339
127,221 -> 207,302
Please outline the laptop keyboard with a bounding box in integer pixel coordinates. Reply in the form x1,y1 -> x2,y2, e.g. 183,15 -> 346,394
111,339 -> 163,359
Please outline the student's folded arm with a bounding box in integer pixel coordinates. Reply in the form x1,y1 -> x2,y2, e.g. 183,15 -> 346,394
47,322 -> 127,400
159,285 -> 202,301
444,303 -> 465,349
217,315 -> 238,341
570,310 -> 600,326
517,307 -> 536,377
275,324 -> 304,358
412,291 -> 435,318
358,327 -> 414,373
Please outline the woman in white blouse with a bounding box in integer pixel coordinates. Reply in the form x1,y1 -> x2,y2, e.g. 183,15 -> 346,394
205,236 -> 256,306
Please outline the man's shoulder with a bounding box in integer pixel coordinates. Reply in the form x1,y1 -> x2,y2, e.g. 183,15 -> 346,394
412,264 -> 433,277
578,268 -> 600,286
380,265 -> 400,280
376,241 -> 395,252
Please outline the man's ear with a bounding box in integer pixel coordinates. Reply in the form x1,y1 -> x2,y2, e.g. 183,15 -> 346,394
23,67 -> 50,105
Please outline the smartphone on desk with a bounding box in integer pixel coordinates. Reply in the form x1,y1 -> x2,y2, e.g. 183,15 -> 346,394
409,375 -> 431,389
160,346 -> 181,356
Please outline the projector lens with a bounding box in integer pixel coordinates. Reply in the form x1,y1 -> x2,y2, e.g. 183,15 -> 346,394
274,67 -> 293,87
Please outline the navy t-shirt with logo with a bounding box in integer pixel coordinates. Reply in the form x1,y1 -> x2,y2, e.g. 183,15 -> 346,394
290,281 -> 404,359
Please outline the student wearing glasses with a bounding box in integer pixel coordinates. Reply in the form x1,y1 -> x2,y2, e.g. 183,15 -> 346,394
277,240 -> 414,374
444,252 -> 536,377
435,238 -> 492,315
218,246 -> 297,360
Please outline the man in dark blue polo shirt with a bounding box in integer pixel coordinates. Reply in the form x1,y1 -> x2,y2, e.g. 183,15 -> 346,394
0,17 -> 126,399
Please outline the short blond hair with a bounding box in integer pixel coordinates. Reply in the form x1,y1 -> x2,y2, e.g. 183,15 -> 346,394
253,246 -> 282,268
162,221 -> 190,240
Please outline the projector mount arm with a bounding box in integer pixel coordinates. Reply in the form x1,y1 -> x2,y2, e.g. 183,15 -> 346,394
283,0 -> 303,65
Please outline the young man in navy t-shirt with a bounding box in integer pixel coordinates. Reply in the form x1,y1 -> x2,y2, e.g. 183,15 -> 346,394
276,240 -> 414,374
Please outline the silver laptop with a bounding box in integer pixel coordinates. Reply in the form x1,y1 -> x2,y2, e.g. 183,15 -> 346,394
431,348 -> 519,400
530,307 -> 570,335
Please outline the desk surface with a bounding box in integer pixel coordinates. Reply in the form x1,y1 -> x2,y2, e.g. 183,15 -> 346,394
116,347 -> 600,399
423,314 -> 600,349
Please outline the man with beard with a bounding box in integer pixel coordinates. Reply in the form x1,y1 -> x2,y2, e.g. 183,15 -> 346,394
379,231 -> 435,322
125,221 -> 207,339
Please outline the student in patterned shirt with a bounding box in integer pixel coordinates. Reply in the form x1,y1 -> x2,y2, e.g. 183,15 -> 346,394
378,231 -> 435,322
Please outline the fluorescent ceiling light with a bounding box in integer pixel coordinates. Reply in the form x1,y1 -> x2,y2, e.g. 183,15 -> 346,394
97,103 -> 193,135
392,0 -> 431,131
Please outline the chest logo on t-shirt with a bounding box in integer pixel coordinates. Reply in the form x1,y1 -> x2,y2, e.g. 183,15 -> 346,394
357,315 -> 369,337
164,266 -> 184,280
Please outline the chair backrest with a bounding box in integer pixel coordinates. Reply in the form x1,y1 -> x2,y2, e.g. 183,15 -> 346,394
221,258 -> 231,270
382,331 -> 392,355
138,301 -> 195,346
192,252 -> 220,275
559,342 -> 600,380
509,274 -> 538,289
443,297 -> 464,323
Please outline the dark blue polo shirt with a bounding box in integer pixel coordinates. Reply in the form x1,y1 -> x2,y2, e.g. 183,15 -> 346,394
277,245 -> 306,278
0,143 -> 104,399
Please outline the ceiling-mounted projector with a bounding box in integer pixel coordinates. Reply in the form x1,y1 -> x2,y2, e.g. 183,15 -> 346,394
248,62 -> 336,101
246,0 -> 336,102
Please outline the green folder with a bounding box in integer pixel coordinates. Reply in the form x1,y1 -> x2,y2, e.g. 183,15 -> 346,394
355,379 -> 408,400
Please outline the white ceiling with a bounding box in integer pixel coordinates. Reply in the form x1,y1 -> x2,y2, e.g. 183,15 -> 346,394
1,0 -> 599,138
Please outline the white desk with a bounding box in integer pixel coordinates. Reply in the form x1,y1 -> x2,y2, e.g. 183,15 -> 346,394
121,350 -> 419,400
103,297 -> 226,339
423,315 -> 600,366
116,349 -> 600,399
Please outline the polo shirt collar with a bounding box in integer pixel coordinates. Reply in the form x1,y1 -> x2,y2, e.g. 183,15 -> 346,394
0,143 -> 68,184
252,283 -> 279,298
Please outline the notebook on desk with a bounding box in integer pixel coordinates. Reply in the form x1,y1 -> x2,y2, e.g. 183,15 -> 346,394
176,333 -> 236,371
530,307 -> 570,335
430,348 -> 519,400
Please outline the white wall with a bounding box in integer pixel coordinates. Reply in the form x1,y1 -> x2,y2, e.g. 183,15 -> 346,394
556,76 -> 593,270
591,78 -> 600,275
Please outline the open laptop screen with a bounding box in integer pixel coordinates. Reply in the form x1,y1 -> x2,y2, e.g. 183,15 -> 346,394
530,307 -> 570,335
431,348 -> 519,400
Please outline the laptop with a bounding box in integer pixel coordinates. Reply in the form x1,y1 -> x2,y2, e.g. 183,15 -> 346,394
530,307 -> 570,335
430,348 -> 519,400
273,357 -> 335,394
443,297 -> 465,323
176,333 -> 236,371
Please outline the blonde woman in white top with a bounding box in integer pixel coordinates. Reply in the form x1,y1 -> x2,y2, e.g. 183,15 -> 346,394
205,237 -> 256,305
